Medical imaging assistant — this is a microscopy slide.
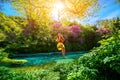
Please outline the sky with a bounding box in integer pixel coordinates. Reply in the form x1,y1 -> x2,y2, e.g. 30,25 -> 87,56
0,0 -> 120,25
0,2 -> 18,16
87,0 -> 120,25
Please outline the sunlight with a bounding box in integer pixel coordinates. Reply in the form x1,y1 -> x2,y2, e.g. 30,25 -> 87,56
52,1 -> 64,21
54,1 -> 64,10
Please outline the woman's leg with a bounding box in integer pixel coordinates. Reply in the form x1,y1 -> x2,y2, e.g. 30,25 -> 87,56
61,46 -> 66,58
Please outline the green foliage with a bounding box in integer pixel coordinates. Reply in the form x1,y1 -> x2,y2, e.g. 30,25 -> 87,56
0,11 -> 111,53
0,48 -> 8,60
0,33 -> 6,42
0,48 -> 27,66
0,26 -> 120,80
52,21 -> 120,80
67,66 -> 98,80
54,63 -> 72,80
1,57 -> 27,64
0,66 -> 59,80
0,66 -> 37,80
81,25 -> 100,50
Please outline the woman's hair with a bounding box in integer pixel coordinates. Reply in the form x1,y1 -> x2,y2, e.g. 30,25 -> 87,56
58,33 -> 62,36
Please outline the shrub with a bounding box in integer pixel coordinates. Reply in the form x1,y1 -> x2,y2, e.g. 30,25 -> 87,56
53,29 -> 120,80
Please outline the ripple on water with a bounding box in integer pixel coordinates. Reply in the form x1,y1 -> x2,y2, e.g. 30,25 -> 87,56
14,51 -> 87,66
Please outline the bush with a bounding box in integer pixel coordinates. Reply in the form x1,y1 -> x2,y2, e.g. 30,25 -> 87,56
0,48 -> 8,60
52,29 -> 120,80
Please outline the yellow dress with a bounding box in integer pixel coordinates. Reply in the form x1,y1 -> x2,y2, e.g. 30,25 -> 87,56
57,42 -> 64,50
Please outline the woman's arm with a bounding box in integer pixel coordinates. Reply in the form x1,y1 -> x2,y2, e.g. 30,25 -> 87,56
61,35 -> 65,42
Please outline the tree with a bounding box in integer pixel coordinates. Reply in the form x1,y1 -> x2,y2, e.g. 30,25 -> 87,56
118,0 -> 120,3
11,0 -> 54,25
10,0 -> 100,22
59,0 -> 100,20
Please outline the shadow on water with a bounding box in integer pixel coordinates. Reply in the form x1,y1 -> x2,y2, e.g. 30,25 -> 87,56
9,51 -> 88,67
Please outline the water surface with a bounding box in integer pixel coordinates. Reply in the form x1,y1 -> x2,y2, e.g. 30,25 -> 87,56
14,51 -> 87,66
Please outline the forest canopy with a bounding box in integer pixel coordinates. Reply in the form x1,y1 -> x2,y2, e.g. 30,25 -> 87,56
1,0 -> 100,21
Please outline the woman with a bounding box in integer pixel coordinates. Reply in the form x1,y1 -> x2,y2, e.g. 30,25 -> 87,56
56,33 -> 66,58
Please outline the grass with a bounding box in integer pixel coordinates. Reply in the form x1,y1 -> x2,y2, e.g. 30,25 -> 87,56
9,62 -> 60,80
10,62 -> 56,71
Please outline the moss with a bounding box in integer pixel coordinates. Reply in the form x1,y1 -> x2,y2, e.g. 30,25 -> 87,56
0,57 -> 27,65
